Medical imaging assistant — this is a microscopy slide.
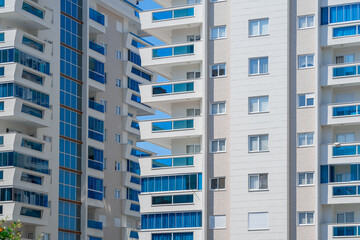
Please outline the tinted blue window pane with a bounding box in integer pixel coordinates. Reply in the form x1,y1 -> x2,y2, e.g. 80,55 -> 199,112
22,2 -> 44,19
88,100 -> 104,113
333,226 -> 357,236
0,136 -> 3,145
22,36 -> 44,52
0,102 -> 4,111
320,165 -> 329,184
333,66 -> 357,77
142,174 -> 201,193
153,84 -> 172,95
321,7 -> 329,25
21,105 -> 43,118
152,158 -> 172,168
333,105 -> 357,116
89,8 -> 105,25
20,207 -> 41,218
0,67 -> 3,76
0,0 -> 4,7
130,203 -> 140,212
21,173 -> 42,185
21,139 -> 43,151
128,78 -> 141,92
0,152 -> 49,174
142,212 -> 201,230
333,186 -> 357,196
153,10 -> 173,20
88,220 -> 103,230
153,47 -> 172,58
89,41 -> 105,55
22,70 -> 43,85
152,121 -> 172,131
333,145 -> 357,156
174,82 -> 194,93
129,231 -> 139,239
333,26 -> 357,37
127,160 -> 141,175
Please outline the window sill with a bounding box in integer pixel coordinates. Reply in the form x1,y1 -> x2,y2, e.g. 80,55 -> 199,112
297,66 -> 315,70
248,73 -> 270,77
210,151 -> 227,154
297,145 -> 315,148
248,150 -> 269,154
248,189 -> 269,192
248,34 -> 270,38
249,111 -> 269,115
210,37 -> 227,41
297,184 -> 315,187
297,106 -> 315,109
209,189 -> 226,192
297,27 -> 315,31
211,75 -> 227,79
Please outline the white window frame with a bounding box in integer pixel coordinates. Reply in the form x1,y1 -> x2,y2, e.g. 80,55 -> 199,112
115,189 -> 121,199
211,102 -> 226,115
115,161 -> 121,171
209,215 -> 226,229
336,54 -> 355,64
115,134 -> 121,143
187,108 -> 201,116
187,34 -> 201,42
297,172 -> 314,186
116,106 -> 121,115
249,57 -> 269,75
116,50 -> 122,60
248,173 -> 268,191
298,54 -> 315,69
210,177 -> 226,190
210,26 -> 226,40
186,71 -> 201,79
298,212 -> 315,226
249,18 -> 269,37
211,63 -> 226,78
336,132 -> 355,143
297,132 -> 314,147
297,93 -> 315,108
337,212 -> 355,224
248,212 -> 269,230
116,78 -> 121,87
210,139 -> 226,153
249,96 -> 269,114
186,144 -> 201,154
298,15 -> 315,29
249,134 -> 269,152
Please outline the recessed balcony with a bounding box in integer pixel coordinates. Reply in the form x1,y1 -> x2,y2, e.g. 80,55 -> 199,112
123,116 -> 140,136
321,182 -> 360,205
139,153 -> 203,177
321,62 -> 360,86
88,41 -> 106,63
139,41 -> 202,78
139,116 -> 202,149
122,172 -> 141,190
139,79 -> 202,114
321,102 -> 360,125
320,22 -> 360,47
87,219 -> 103,238
321,142 -> 360,165
0,0 -> 52,30
88,99 -> 105,121
139,3 -> 203,43
322,223 -> 360,239
123,89 -> 155,116
122,199 -> 140,218
89,8 -> 106,34
1,202 -> 50,226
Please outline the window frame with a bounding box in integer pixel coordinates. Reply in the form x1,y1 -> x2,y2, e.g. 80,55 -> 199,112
248,212 -> 269,231
298,15 -> 315,29
209,215 -> 227,229
248,96 -> 269,114
210,139 -> 226,153
248,134 -> 269,153
297,172 -> 314,186
116,49 -> 122,60
210,63 -> 226,78
336,212 -> 355,224
297,132 -> 315,147
248,173 -> 268,191
114,189 -> 121,199
298,54 -> 315,69
210,102 -> 226,115
210,26 -> 227,40
249,57 -> 269,75
249,18 -> 269,37
297,93 -> 315,108
209,177 -> 226,191
298,212 -> 315,226
116,78 -> 121,87
115,134 -> 121,143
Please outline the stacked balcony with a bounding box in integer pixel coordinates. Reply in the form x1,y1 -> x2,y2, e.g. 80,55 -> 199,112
89,7 -> 106,34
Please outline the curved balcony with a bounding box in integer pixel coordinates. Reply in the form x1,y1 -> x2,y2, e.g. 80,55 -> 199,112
139,41 -> 202,78
122,172 -> 141,190
0,0 -> 52,30
321,102 -> 360,125
321,62 -> 360,86
139,116 -> 202,149
123,89 -> 155,116
124,116 -> 140,135
1,202 -> 50,226
122,199 -> 140,218
139,3 -> 203,43
139,79 -> 202,114
321,21 -> 360,47
123,144 -> 155,162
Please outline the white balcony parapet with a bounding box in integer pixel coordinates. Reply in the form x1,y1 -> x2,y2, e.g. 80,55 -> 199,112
321,142 -> 360,165
321,223 -> 360,239
321,62 -> 360,86
321,101 -> 360,125
321,181 -> 360,205
320,22 -> 360,47
123,89 -> 156,116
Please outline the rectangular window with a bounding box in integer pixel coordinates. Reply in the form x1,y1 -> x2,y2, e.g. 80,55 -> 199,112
248,212 -> 269,230
115,189 -> 121,199
210,177 -> 225,190
100,99 -> 106,112
186,144 -> 201,154
298,172 -> 314,186
116,50 -> 122,60
211,102 -> 226,115
336,133 -> 354,143
0,136 -> 3,145
298,93 -> 314,107
336,54 -> 355,64
298,54 -> 314,69
186,71 -> 201,79
249,57 -> 268,75
0,67 -> 4,76
298,133 -> 314,147
21,173 -> 42,185
116,78 -> 121,87
22,36 -> 44,52
187,108 -> 201,116
115,161 -> 121,171
0,32 -> 4,42
0,171 -> 3,180
187,34 -> 201,42
298,212 -> 314,225
211,26 -> 226,39
249,19 -> 269,36
209,215 -> 226,229
337,212 -> 354,223
115,134 -> 121,143
249,135 -> 268,152
0,102 -> 4,111
22,70 -> 43,85
211,63 -> 226,77
211,139 -> 226,153
249,96 -> 269,113
249,174 -> 268,190
152,194 -> 194,205
298,15 -> 315,29
116,106 -> 121,115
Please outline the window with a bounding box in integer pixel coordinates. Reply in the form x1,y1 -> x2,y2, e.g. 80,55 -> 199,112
211,102 -> 226,115
211,26 -> 226,39
249,19 -> 269,36
187,35 -> 201,42
128,139 -> 133,145
209,215 -> 226,229
298,54 -> 314,69
0,102 -> 3,111
211,63 -> 226,77
0,136 -> 3,145
298,15 -> 314,29
115,189 -> 121,199
298,212 -> 314,225
114,218 -> 121,228
187,108 -> 201,116
141,212 -> 202,230
116,106 -> 121,115
116,50 -> 122,60
298,93 -> 314,107
115,134 -> 121,143
248,212 -> 269,230
41,233 -> 50,240
249,135 -> 268,152
115,161 -> 121,171
210,177 -> 225,190
249,57 -> 268,75
116,78 -> 121,87
186,144 -> 201,154
337,212 -> 354,224
211,139 -> 226,153
298,133 -> 314,147
0,171 -> 3,180
249,174 -> 268,190
100,99 -> 106,112
0,67 -> 4,77
298,172 -> 314,186
336,133 -> 354,143
249,96 -> 268,113
186,71 -> 201,79
336,54 -> 355,64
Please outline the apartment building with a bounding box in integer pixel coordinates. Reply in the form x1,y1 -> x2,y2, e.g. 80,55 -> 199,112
0,0 -> 155,239
137,0 -> 360,240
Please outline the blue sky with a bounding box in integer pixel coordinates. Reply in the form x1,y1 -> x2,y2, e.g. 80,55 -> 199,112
136,0 -> 171,156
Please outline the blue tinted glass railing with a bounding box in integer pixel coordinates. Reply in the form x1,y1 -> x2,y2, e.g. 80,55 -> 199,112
152,156 -> 194,168
153,82 -> 194,95
129,231 -> 139,239
0,67 -> 3,77
21,139 -> 43,152
22,36 -> 44,52
88,159 -> 103,171
88,130 -> 104,142
20,207 -> 41,218
21,173 -> 42,185
88,190 -> 103,200
333,105 -> 359,116
131,148 -> 150,157
333,226 -> 358,236
0,0 -> 4,7
22,70 -> 43,85
129,32 -> 154,46
130,176 -> 141,185
152,7 -> 194,21
0,136 -> 3,145
0,102 -> 4,111
333,66 -> 357,77
130,94 -> 151,108
0,33 -> 4,42
333,26 -> 358,37
89,8 -> 105,25
333,145 -> 360,156
88,220 -> 103,230
89,41 -> 105,55
130,203 -> 140,212
0,152 -> 49,174
322,4 -> 360,25
22,2 -> 44,19
21,105 -> 43,118
89,70 -> 105,84
89,100 -> 105,113
152,119 -> 194,131
131,121 -> 140,130
333,185 -> 358,196
153,45 -> 194,58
